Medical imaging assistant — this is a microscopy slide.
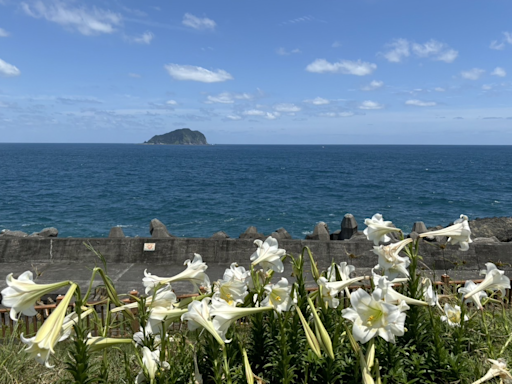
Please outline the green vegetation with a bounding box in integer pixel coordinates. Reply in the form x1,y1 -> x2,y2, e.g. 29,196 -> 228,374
144,128 -> 208,145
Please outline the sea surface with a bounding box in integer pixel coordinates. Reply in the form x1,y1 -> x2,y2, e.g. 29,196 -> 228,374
0,144 -> 510,239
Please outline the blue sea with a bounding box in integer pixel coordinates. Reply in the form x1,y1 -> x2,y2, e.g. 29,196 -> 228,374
0,144 -> 510,238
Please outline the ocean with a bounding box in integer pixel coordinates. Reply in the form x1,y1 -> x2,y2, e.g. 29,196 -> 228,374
0,144 -> 510,239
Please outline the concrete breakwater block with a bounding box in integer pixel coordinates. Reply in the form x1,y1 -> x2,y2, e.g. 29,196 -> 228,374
239,226 -> 265,240
150,219 -> 174,238
306,222 -> 330,241
109,227 -> 125,238
340,213 -> 358,240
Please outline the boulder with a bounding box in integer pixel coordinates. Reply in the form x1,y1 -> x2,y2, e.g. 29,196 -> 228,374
36,227 -> 59,237
211,231 -> 230,239
109,227 -> 125,238
0,230 -> 28,238
340,214 -> 358,240
149,219 -> 172,238
239,226 -> 265,240
469,217 -> 512,242
305,222 -> 330,241
271,227 -> 292,240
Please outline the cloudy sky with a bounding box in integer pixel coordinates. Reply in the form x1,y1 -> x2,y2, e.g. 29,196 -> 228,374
0,0 -> 511,144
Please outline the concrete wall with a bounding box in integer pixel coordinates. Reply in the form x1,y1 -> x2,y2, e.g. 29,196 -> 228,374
1,237 -> 511,294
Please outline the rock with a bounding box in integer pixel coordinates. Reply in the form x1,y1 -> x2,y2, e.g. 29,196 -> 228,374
469,217 -> 512,242
271,227 -> 292,240
211,231 -> 230,239
239,226 -> 265,240
149,219 -> 172,238
36,227 -> 59,237
0,230 -> 28,237
109,227 -> 125,238
340,214 -> 358,240
305,222 -> 330,241
330,229 -> 341,240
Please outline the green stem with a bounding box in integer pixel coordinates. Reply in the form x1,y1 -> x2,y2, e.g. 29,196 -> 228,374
223,344 -> 232,384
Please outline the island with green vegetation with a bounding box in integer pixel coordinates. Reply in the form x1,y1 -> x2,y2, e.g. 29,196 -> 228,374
144,128 -> 208,145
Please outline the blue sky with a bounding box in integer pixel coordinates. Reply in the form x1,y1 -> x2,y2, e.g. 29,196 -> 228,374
0,0 -> 511,144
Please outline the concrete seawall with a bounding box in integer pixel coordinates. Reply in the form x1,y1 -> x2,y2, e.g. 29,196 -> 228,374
1,236 -> 511,295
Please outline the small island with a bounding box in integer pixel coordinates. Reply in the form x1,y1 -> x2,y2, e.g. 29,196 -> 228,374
144,128 -> 208,145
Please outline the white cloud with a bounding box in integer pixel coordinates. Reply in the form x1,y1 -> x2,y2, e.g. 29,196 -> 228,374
382,38 -> 410,63
132,31 -> 154,44
405,99 -> 437,107
0,27 -> 9,37
226,114 -> 242,120
243,109 -> 265,116
332,41 -> 342,48
435,49 -> 458,63
276,47 -> 301,55
306,59 -> 377,76
504,32 -> 512,44
205,92 -> 252,104
482,84 -> 493,90
274,103 -> 301,112
264,112 -> 280,120
359,100 -> 383,110
182,13 -> 216,30
21,1 -> 122,36
491,67 -> 506,77
0,58 -> 20,77
304,97 -> 330,105
434,87 -> 445,92
411,40 -> 458,63
361,80 -> 384,91
383,38 -> 457,63
319,111 -> 354,117
490,40 -> 505,50
166,100 -> 177,105
164,64 -> 233,83
460,68 -> 485,80
128,73 -> 141,78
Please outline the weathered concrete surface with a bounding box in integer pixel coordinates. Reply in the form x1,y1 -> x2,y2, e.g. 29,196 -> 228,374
0,237 -> 511,296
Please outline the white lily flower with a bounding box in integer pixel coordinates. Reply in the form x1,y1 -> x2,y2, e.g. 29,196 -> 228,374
193,351 -> 203,384
223,263 -> 250,283
317,276 -> 365,308
210,298 -> 273,342
463,263 -> 510,300
20,284 -> 77,367
364,214 -> 402,245
250,236 -> 286,273
1,271 -> 70,321
261,278 -> 295,313
373,238 -> 412,280
472,358 -> 512,384
419,214 -> 472,251
113,284 -> 177,313
86,333 -> 133,352
327,262 -> 355,282
59,308 -> 95,342
372,273 -> 428,307
213,277 -> 248,306
147,306 -> 188,335
458,280 -> 487,310
341,288 -> 407,344
440,303 -> 467,327
420,278 -> 439,307
181,298 -> 225,345
136,347 -> 170,383
143,253 -> 210,294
